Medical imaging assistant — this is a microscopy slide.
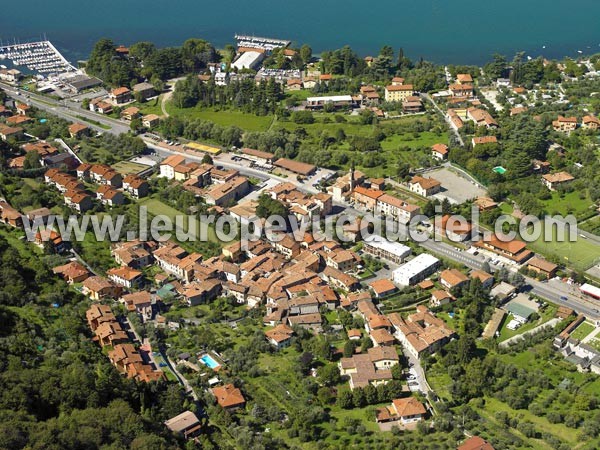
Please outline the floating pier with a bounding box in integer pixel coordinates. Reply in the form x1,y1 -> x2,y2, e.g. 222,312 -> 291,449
234,34 -> 290,52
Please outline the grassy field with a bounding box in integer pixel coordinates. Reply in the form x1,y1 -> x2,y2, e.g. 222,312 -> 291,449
245,347 -> 386,446
0,226 -> 42,258
163,101 -> 447,177
580,216 -> 600,236
528,226 -> 600,271
75,115 -> 111,130
540,190 -> 594,217
474,397 -> 573,450
111,160 -> 148,175
131,97 -> 164,116
165,102 -> 274,131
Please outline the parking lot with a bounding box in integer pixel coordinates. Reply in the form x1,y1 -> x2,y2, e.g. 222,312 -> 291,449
427,167 -> 487,204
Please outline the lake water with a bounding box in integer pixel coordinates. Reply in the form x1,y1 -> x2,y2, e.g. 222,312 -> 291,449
1,0 -> 600,65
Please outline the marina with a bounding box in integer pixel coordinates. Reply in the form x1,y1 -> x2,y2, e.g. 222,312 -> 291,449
234,34 -> 290,52
0,40 -> 75,75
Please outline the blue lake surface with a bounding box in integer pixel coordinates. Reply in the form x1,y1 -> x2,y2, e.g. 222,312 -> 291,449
1,0 -> 600,64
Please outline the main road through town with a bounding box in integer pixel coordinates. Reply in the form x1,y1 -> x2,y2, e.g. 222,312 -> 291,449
5,83 -> 599,320
0,81 -> 129,135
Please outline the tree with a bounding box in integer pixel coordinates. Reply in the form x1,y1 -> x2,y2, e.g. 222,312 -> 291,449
292,110 -> 315,124
181,38 -> 218,73
396,161 -> 410,179
337,390 -> 354,409
201,154 -> 213,165
256,193 -> 289,220
129,41 -> 157,61
222,44 -> 236,64
300,45 -> 312,64
23,151 -> 41,169
508,151 -> 532,179
343,340 -> 356,358
130,117 -> 143,133
318,364 -> 341,387
484,53 -> 508,80
352,388 -> 367,407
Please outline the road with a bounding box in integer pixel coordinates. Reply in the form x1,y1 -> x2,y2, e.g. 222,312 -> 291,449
5,81 -> 599,321
527,278 -> 600,319
149,140 -> 600,320
421,92 -> 465,147
144,139 -> 317,192
0,80 -> 129,135
402,348 -> 431,395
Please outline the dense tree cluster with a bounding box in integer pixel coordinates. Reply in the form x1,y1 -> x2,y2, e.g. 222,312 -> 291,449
86,38 -> 219,86
0,235 -> 188,450
172,75 -> 284,115
75,133 -> 146,164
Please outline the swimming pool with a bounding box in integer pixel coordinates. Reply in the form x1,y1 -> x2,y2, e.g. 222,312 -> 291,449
200,354 -> 220,369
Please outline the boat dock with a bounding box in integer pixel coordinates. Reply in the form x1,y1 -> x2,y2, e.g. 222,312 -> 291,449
234,34 -> 290,52
0,40 -> 75,75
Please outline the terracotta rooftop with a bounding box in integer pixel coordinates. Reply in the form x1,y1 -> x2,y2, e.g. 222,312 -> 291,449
212,384 -> 246,408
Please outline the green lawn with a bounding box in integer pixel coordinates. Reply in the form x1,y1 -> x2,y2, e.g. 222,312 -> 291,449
497,304 -> 557,342
436,310 -> 461,333
427,368 -> 453,402
499,202 -> 514,215
22,178 -> 42,189
540,190 -> 594,217
111,160 -> 148,175
527,226 -> 600,271
588,338 -> 600,351
570,321 -> 596,341
165,102 -> 274,131
164,101 -> 447,177
285,90 -> 313,101
131,97 -> 164,116
76,230 -> 114,273
151,352 -> 177,381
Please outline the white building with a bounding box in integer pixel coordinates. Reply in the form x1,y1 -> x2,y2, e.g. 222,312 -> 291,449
232,51 -> 264,71
306,95 -> 354,109
159,155 -> 186,179
392,253 -> 440,286
363,235 -> 411,264
581,283 -> 600,300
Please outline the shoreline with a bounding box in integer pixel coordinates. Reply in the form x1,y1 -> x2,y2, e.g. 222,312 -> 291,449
5,35 -> 600,68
